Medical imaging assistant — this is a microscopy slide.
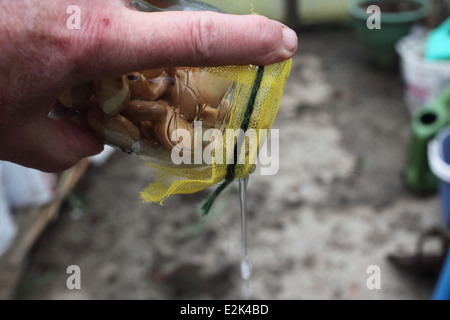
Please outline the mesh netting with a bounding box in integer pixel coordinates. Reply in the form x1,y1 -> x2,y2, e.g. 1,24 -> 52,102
140,59 -> 292,207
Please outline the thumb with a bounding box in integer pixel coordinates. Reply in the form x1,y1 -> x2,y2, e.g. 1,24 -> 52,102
1,115 -> 103,173
69,7 -> 298,79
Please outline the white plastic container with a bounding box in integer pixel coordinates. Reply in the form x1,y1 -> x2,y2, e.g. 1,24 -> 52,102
396,33 -> 450,114
0,163 -> 17,256
428,126 -> 450,228
1,161 -> 57,211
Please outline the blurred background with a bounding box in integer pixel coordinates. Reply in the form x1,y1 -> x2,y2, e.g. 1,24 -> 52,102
2,0 -> 450,300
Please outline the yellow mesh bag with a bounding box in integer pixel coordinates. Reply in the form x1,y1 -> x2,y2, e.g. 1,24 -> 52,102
140,59 -> 292,213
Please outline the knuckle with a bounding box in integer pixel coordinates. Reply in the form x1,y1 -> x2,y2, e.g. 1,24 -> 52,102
249,16 -> 285,65
68,9 -> 125,78
253,16 -> 279,52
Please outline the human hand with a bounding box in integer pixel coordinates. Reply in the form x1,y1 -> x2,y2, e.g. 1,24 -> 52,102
0,0 -> 298,172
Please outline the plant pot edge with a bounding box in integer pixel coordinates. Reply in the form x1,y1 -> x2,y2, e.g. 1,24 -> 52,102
349,0 -> 431,24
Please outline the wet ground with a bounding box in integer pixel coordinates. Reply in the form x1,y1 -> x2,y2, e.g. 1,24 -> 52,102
14,28 -> 446,300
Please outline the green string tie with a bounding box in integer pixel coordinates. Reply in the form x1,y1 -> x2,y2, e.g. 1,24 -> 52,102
200,66 -> 265,215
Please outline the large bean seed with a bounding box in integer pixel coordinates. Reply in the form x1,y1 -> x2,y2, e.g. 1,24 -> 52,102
122,100 -> 168,122
198,71 -> 231,108
137,121 -> 160,148
87,108 -> 141,151
58,82 -> 93,109
153,107 -> 194,152
148,77 -> 171,101
171,69 -> 200,121
141,68 -> 165,80
137,121 -> 154,140
94,75 -> 130,116
128,72 -> 153,100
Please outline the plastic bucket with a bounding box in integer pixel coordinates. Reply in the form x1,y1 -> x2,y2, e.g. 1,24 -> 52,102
428,126 -> 450,228
397,34 -> 450,115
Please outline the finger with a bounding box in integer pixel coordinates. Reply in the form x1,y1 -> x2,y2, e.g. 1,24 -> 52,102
68,9 -> 298,79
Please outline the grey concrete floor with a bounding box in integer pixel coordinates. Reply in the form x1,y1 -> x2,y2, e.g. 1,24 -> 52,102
14,28 -> 447,300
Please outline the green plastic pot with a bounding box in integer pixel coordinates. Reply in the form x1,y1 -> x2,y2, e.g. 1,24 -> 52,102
349,0 -> 430,69
404,86 -> 450,193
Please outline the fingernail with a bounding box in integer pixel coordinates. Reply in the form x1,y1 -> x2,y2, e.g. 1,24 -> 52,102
282,27 -> 298,53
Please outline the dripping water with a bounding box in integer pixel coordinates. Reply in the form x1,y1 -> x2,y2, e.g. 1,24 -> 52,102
239,176 -> 252,300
